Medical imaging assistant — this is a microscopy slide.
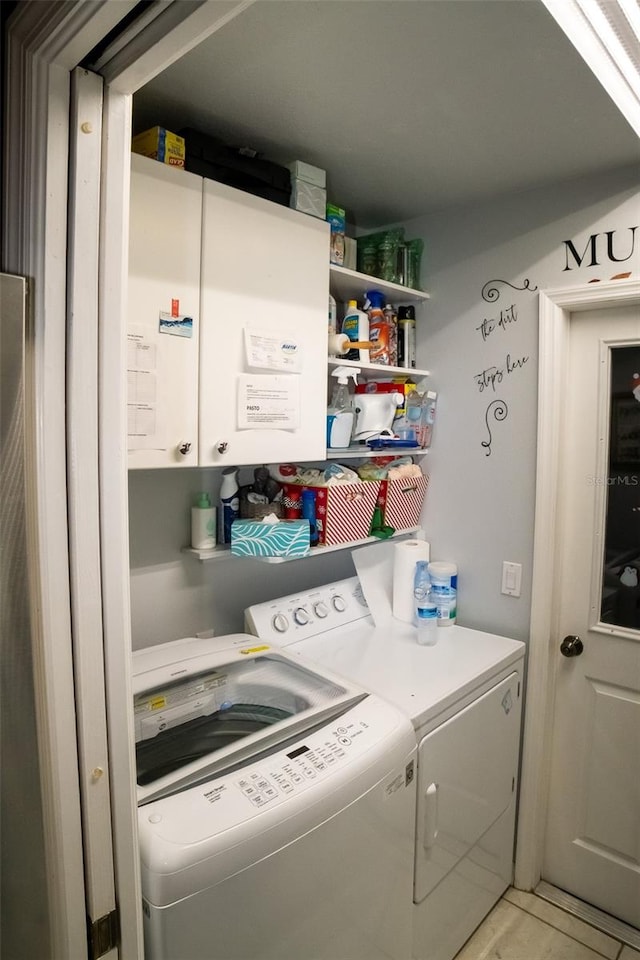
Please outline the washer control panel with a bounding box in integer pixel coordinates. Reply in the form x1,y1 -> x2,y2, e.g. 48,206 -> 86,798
245,577 -> 370,646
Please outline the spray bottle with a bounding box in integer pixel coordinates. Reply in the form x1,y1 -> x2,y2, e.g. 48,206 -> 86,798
341,300 -> 369,363
327,367 -> 360,448
366,289 -> 394,365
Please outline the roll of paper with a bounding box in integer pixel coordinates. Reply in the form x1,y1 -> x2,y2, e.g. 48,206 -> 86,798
392,539 -> 430,623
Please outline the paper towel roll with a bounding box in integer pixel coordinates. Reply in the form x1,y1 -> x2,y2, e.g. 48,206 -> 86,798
393,539 -> 430,623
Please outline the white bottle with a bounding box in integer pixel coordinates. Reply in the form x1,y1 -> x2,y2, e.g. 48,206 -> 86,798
191,492 -> 216,550
219,467 -> 240,544
341,299 -> 370,363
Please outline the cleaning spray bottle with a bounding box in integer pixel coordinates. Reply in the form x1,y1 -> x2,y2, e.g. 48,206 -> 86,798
341,300 -> 369,362
366,289 -> 394,365
327,367 -> 360,448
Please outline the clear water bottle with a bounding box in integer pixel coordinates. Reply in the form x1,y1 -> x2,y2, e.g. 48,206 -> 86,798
414,560 -> 438,646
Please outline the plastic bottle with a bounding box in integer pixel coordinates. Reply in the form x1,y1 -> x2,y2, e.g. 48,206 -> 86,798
301,488 -> 320,546
421,390 -> 438,448
414,560 -> 438,645
191,492 -> 216,550
341,300 -> 370,363
429,561 -> 457,626
327,366 -> 359,448
219,467 -> 240,544
397,306 -> 416,368
366,290 -> 394,366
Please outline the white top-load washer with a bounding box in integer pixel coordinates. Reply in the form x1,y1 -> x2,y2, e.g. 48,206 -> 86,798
246,576 -> 526,960
133,633 -> 417,960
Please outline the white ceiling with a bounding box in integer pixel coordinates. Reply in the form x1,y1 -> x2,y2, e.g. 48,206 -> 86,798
132,0 -> 640,229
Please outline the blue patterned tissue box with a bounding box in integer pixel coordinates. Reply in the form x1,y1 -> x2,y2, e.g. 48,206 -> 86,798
230,520 -> 310,558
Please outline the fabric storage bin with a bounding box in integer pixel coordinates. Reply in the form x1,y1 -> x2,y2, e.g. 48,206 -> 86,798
377,474 -> 429,530
282,481 -> 380,546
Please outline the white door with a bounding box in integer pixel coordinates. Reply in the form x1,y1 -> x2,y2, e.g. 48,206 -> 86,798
542,301 -> 640,927
199,179 -> 329,466
127,154 -> 202,469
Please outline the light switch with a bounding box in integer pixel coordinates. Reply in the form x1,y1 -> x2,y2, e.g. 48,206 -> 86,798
501,561 -> 522,597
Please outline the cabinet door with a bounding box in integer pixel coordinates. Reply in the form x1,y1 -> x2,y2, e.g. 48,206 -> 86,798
200,181 -> 329,466
127,154 -> 201,469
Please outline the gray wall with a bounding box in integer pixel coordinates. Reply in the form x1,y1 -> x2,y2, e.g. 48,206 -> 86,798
128,164 -> 639,649
414,163 -> 639,640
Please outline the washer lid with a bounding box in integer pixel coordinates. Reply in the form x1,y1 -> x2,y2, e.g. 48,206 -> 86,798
132,636 -> 367,804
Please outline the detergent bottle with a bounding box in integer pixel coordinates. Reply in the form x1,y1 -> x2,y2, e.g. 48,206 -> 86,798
341,300 -> 369,362
327,367 -> 359,448
366,289 -> 394,365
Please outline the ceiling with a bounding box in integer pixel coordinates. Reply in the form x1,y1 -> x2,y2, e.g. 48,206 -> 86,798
132,0 -> 640,230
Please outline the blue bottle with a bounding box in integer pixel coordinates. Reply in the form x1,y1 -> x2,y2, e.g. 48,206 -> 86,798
301,488 -> 320,547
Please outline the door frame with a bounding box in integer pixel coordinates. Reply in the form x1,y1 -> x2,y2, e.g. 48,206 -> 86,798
515,277 -> 640,891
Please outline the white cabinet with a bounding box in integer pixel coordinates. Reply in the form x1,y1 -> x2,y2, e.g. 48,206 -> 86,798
199,180 -> 329,466
127,154 -> 202,469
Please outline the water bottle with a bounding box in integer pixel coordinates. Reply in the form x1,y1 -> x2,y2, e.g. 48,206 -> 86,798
414,561 -> 438,646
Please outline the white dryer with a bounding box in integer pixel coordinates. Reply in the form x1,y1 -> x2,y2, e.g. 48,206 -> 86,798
133,633 -> 417,960
246,576 -> 526,960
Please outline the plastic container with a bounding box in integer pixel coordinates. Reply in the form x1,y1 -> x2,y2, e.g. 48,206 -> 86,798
219,467 -> 240,544
341,300 -> 370,363
191,492 -> 216,550
429,561 -> 457,626
327,367 -> 359,448
414,560 -> 438,645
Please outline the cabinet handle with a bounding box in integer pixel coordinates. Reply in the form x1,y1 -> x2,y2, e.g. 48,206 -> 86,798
216,441 -> 229,455
177,441 -> 192,456
423,782 -> 438,850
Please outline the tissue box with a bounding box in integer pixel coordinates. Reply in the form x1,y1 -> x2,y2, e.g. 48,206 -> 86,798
282,482 -> 380,546
290,179 -> 327,219
377,475 -> 429,530
288,160 -> 326,188
231,520 -> 310,558
132,127 -> 185,168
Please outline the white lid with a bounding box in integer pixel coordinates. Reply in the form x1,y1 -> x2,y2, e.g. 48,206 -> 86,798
428,561 -> 457,576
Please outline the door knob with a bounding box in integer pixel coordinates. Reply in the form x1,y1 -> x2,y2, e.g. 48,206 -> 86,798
560,635 -> 583,657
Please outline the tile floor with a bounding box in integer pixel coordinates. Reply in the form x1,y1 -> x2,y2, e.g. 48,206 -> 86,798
453,888 -> 640,960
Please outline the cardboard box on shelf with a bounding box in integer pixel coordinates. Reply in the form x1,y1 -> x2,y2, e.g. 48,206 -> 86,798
132,127 -> 185,168
287,160 -> 326,188
283,481 -> 380,546
327,203 -> 346,266
291,179 -> 327,219
377,474 -> 429,530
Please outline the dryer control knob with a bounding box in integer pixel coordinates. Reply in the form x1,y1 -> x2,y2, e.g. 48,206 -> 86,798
294,607 -> 310,626
272,613 -> 289,633
332,595 -> 346,613
313,602 -> 329,619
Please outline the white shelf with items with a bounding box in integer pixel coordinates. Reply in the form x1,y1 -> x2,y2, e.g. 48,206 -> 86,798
325,447 -> 429,460
182,526 -> 421,563
329,265 -> 429,305
328,356 -> 430,379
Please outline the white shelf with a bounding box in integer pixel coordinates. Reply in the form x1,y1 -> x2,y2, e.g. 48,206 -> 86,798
328,356 -> 430,379
183,527 -> 420,563
329,264 -> 429,304
325,447 -> 429,460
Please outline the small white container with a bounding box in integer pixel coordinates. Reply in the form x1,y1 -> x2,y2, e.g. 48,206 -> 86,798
191,492 -> 216,549
428,561 -> 458,626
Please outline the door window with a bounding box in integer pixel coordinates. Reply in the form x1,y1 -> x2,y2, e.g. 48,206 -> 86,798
600,345 -> 640,629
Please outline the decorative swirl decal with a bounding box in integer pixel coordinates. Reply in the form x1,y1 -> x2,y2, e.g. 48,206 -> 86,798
481,399 -> 508,456
481,279 -> 538,302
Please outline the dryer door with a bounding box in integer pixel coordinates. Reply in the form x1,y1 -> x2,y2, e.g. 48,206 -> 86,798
414,670 -> 522,904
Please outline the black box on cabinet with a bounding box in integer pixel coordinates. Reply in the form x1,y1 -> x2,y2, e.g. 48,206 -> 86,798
179,128 -> 291,206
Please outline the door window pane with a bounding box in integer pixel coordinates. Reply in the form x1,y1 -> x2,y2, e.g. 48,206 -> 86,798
600,346 -> 640,629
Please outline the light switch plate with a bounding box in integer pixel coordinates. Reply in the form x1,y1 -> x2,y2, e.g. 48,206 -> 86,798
501,561 -> 522,597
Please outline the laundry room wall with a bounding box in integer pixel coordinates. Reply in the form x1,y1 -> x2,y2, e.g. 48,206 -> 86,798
410,162 -> 639,641
128,163 -> 639,650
